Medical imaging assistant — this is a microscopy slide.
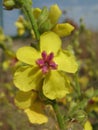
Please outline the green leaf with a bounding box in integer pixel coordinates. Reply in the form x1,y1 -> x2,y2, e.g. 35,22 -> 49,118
39,19 -> 52,33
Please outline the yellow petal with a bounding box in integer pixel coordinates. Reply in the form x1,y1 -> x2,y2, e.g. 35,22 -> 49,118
54,50 -> 78,73
53,23 -> 74,37
43,71 -> 69,100
2,61 -> 10,71
49,4 -> 62,24
17,28 -> 25,36
16,46 -> 40,65
14,66 -> 43,91
40,31 -> 61,55
0,28 -> 6,41
92,96 -> 98,102
15,91 -> 37,109
92,104 -> 98,112
15,22 -> 24,28
24,102 -> 48,124
33,8 -> 41,19
84,120 -> 93,130
0,34 -> 6,41
31,30 -> 36,39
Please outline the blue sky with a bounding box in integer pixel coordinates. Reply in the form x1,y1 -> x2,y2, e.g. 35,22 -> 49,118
2,0 -> 98,36
33,0 -> 98,7
33,0 -> 98,30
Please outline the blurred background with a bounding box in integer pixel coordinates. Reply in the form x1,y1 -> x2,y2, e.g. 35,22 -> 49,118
0,1 -> 98,130
0,0 -> 98,36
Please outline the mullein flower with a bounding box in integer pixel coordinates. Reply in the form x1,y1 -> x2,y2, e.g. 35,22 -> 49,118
15,90 -> 48,124
15,16 -> 29,36
0,28 -> 6,41
84,120 -> 93,130
14,31 -> 78,100
52,23 -> 74,37
33,4 -> 74,37
87,96 -> 98,112
15,4 -> 74,37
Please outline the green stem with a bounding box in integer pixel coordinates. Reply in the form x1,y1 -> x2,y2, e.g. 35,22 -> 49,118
51,100 -> 65,130
75,72 -> 81,97
21,0 -> 40,40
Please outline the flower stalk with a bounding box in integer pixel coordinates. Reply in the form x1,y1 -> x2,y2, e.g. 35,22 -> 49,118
20,0 -> 40,40
74,72 -> 81,97
51,100 -> 65,130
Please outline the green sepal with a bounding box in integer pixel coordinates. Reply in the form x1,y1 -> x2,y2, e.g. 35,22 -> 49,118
72,110 -> 87,125
39,19 -> 52,33
37,7 -> 49,28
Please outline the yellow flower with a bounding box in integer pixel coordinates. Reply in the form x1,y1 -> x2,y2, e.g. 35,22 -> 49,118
84,120 -> 93,130
0,34 -> 6,41
0,27 -> 6,41
2,60 -> 10,71
48,4 -> 62,25
87,96 -> 98,112
32,8 -> 41,19
2,56 -> 18,71
15,5 -> 74,37
15,90 -> 48,124
15,16 -> 27,36
14,32 -> 78,100
52,23 -> 74,37
33,4 -> 74,37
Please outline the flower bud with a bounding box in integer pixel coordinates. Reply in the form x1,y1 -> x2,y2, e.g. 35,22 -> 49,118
3,0 -> 15,10
73,110 -> 87,125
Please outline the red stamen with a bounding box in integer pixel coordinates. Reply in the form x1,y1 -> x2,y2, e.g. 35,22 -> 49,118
36,51 -> 57,74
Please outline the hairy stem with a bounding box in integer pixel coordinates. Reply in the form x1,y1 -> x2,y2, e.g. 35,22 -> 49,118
21,0 -> 40,40
75,72 -> 81,97
52,100 -> 65,130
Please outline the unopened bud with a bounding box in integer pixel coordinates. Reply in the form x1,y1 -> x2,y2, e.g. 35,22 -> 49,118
3,0 -> 15,10
74,110 -> 87,125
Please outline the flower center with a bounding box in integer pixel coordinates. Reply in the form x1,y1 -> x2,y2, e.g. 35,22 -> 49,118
36,51 -> 58,74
